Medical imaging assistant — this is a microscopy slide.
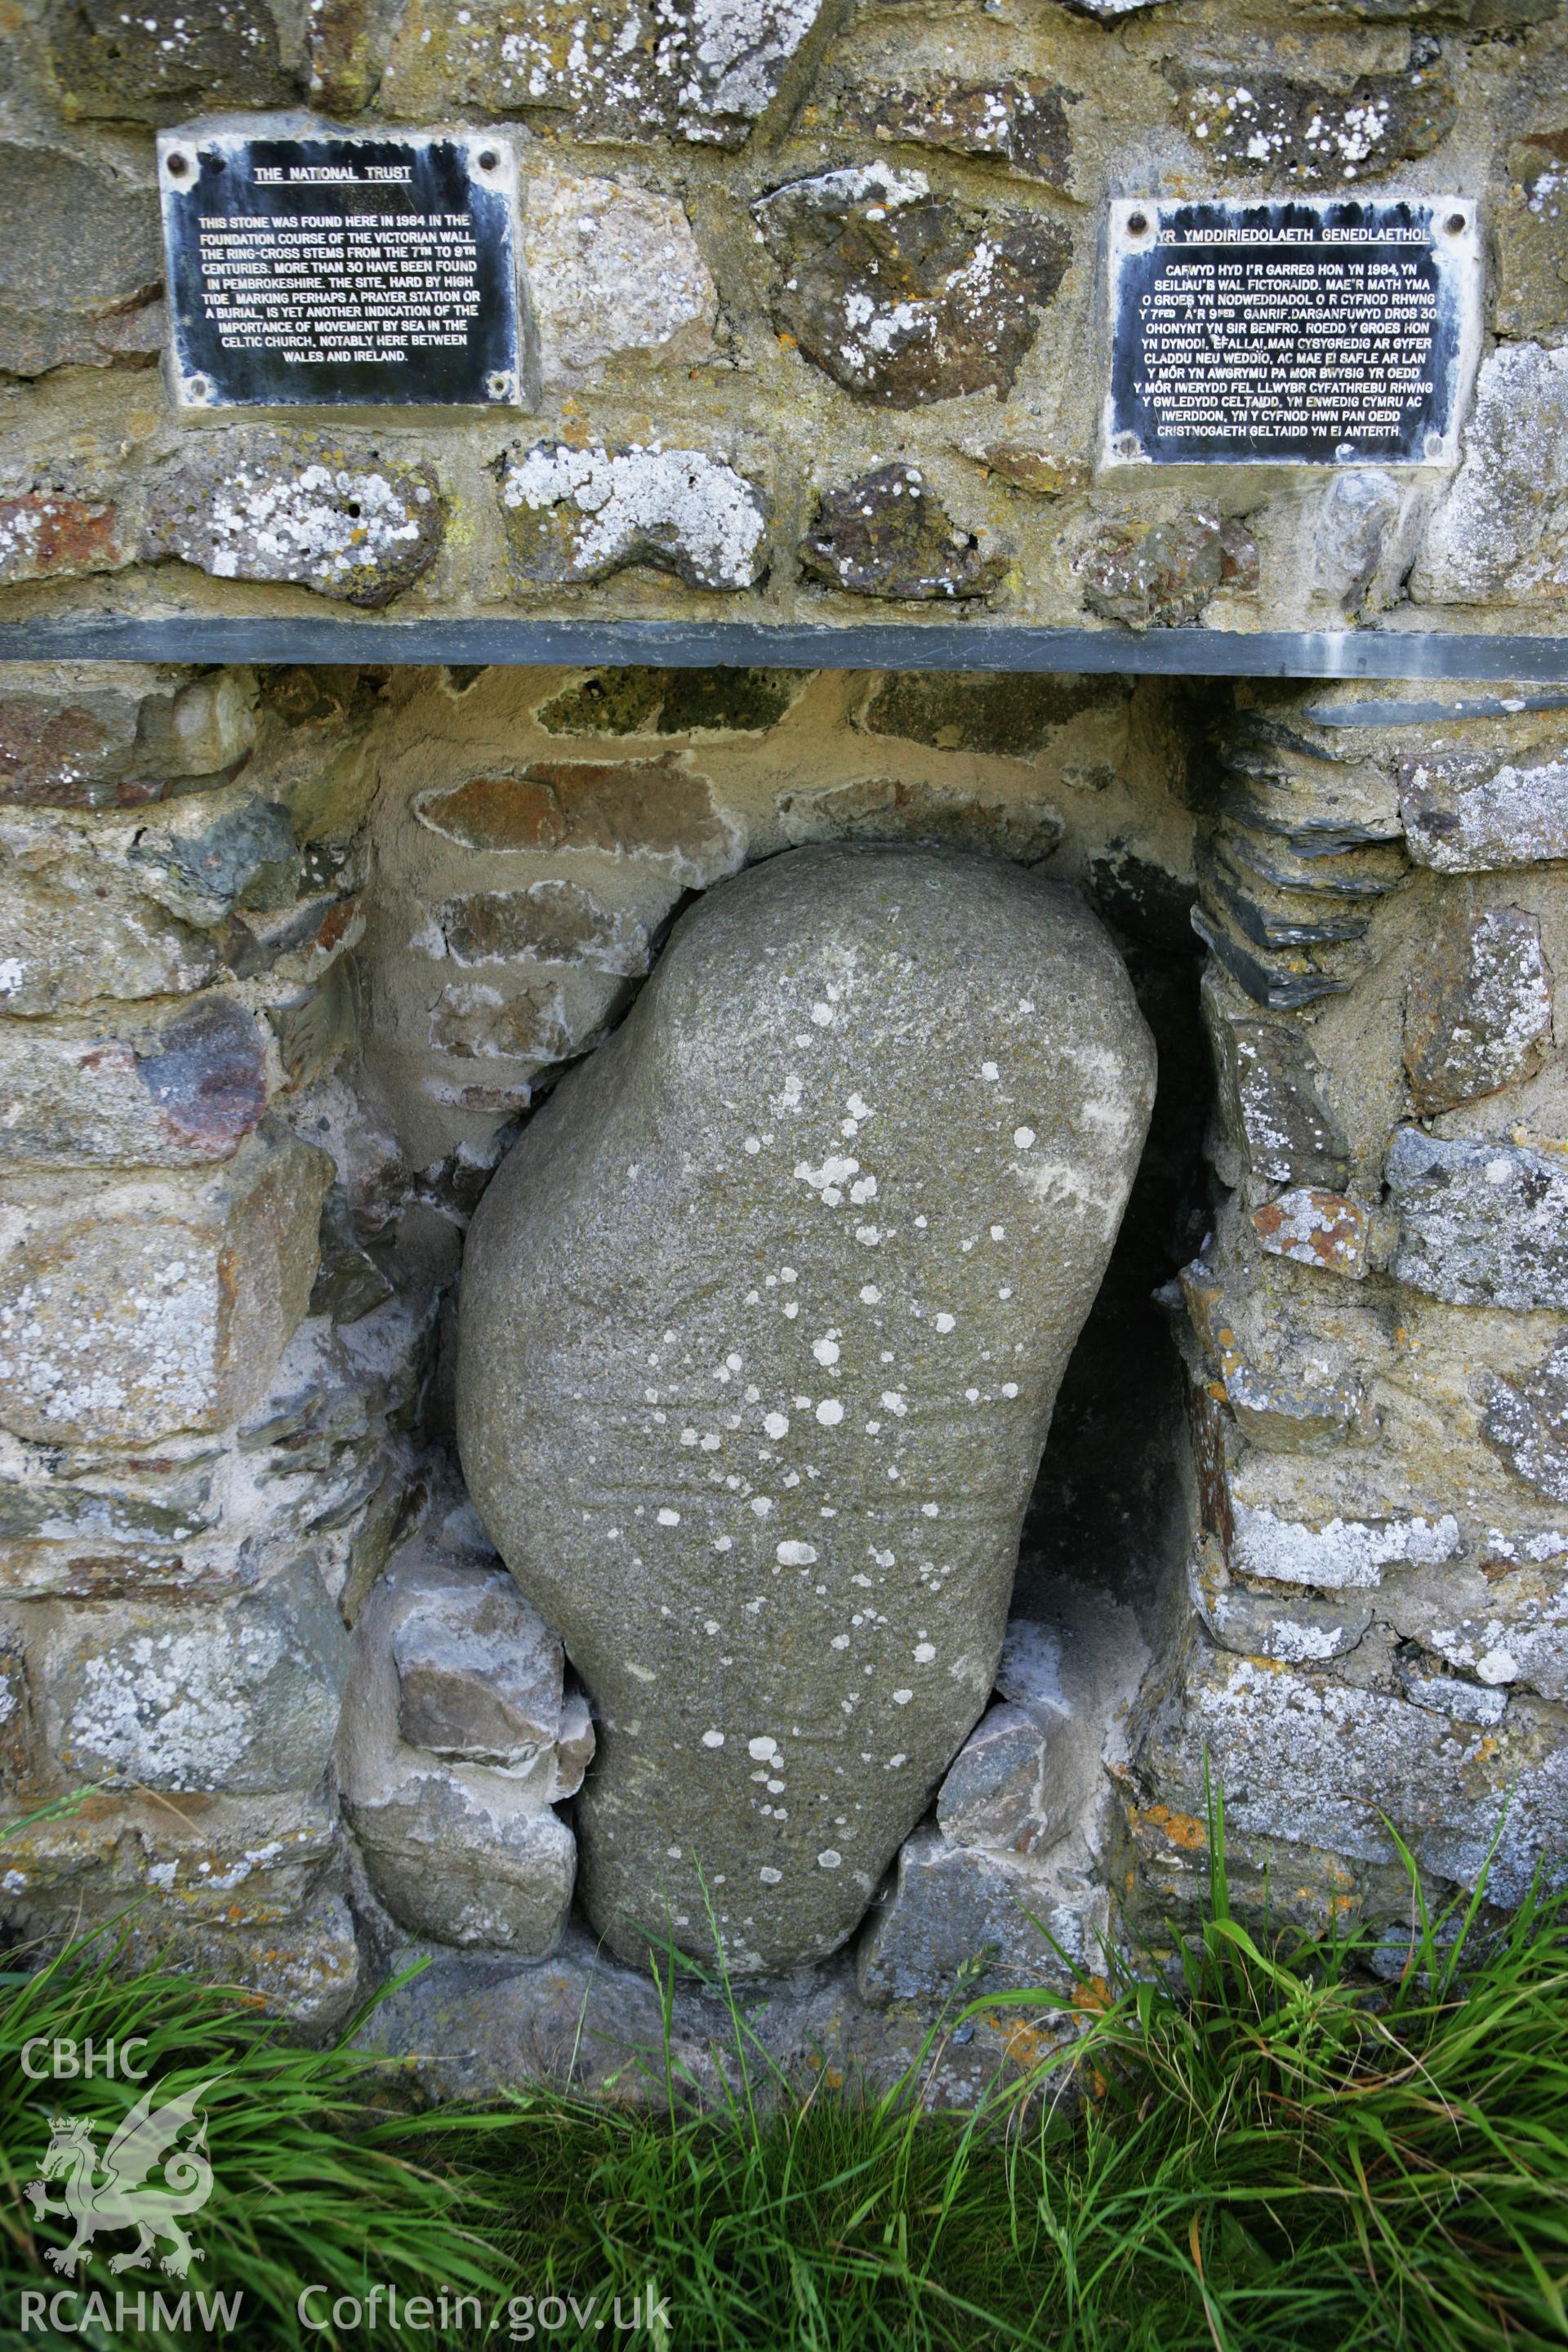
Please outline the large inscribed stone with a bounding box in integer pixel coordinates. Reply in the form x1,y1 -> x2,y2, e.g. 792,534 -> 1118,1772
459,844 -> 1155,1974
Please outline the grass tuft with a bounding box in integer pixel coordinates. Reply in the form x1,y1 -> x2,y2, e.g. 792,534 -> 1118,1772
482,1800 -> 1568,2350
2,1793 -> 1566,2349
0,1917 -> 509,2349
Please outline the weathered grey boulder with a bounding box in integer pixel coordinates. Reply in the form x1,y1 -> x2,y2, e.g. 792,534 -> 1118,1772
337,1548 -> 586,1952
1388,1130 -> 1568,1309
1485,1343 -> 1568,1505
853,1826 -> 1099,2004
459,843 -> 1155,1975
798,465 -> 1007,603
752,167 -> 1070,408
1403,902 -> 1552,1113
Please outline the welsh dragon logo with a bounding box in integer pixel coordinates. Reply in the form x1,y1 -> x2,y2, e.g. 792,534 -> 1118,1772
24,2076 -> 220,2279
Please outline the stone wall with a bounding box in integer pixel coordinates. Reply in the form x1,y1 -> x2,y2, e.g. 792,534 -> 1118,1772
1,0 -> 1566,639
2,649 -> 1565,2099
0,652 -> 1205,2087
2,0 -> 1568,2097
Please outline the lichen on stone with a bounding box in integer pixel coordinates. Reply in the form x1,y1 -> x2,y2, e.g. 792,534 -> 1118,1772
799,464 -> 1008,603
42,0 -> 296,121
1413,343 -> 1568,608
0,494 -> 122,586
753,165 -> 1071,408
523,167 -> 719,389
143,432 -> 445,608
1486,1344 -> 1568,1506
1173,51 -> 1454,183
1403,902 -> 1553,1112
380,0 -> 824,145
1388,1129 -> 1568,1311
499,442 -> 768,590
1497,132 -> 1568,338
1398,748 -> 1568,871
1077,511 -> 1258,630
842,76 -> 1072,187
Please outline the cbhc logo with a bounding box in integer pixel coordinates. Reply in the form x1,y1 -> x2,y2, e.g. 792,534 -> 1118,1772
20,2041 -> 151,2082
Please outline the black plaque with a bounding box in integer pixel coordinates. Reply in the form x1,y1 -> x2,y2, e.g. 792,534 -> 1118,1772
158,124 -> 523,408
1105,196 -> 1481,466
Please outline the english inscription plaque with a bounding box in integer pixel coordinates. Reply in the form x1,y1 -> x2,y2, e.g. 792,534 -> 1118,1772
1104,197 -> 1481,466
158,125 -> 523,409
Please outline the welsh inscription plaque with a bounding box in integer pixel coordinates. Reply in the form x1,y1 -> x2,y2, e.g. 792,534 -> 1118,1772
158,126 -> 523,408
1105,197 -> 1481,466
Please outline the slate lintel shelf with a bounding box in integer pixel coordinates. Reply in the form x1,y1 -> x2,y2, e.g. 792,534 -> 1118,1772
1,616 -> 1567,688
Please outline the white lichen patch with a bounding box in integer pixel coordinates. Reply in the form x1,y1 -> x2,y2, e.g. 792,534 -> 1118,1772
690,0 -> 822,117
1231,1503 -> 1462,1589
1185,81 -> 1396,181
65,1626 -> 267,1786
385,0 -> 824,145
0,501 -> 45,579
0,1232 -> 220,1437
1423,1566 -> 1568,1703
148,438 -> 443,607
1253,1187 -> 1369,1278
751,163 -> 1067,405
1182,1650 -> 1564,1904
501,442 -> 768,590
1388,1132 -> 1568,1310
58,1582 -> 339,1797
208,465 -> 421,586
1400,755 -> 1568,871
1413,343 -> 1568,608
